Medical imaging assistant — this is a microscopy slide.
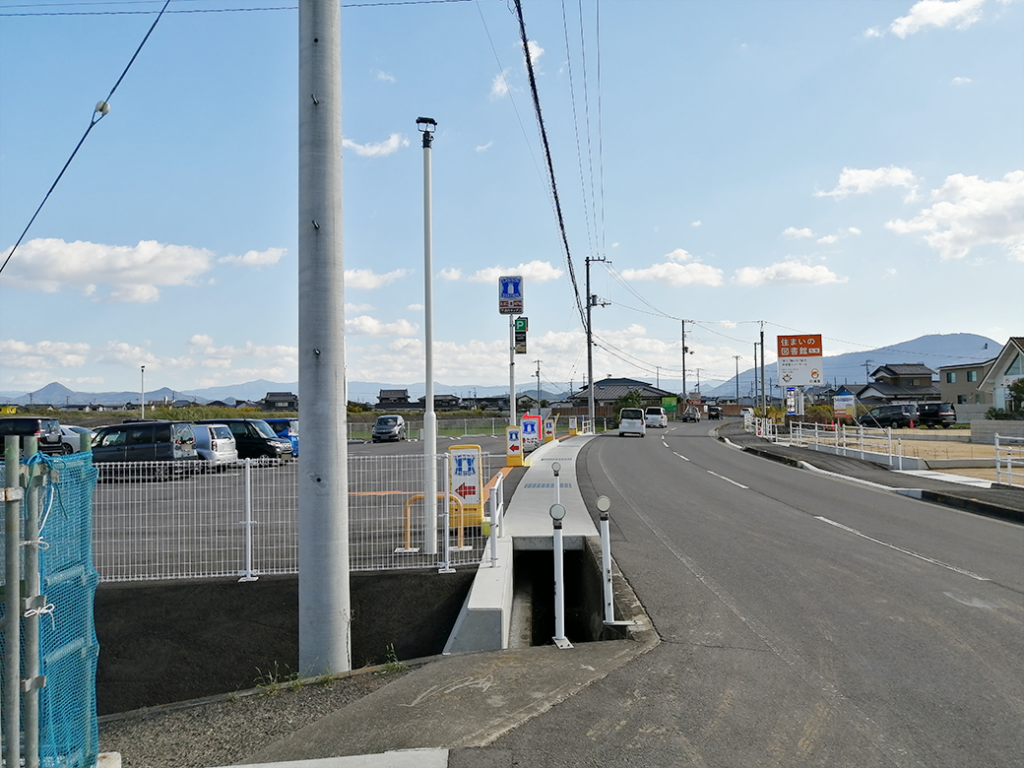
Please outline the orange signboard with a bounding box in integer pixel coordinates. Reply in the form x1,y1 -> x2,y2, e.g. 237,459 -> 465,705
777,334 -> 822,358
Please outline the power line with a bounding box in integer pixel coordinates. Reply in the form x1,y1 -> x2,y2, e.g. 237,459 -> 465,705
513,0 -> 586,329
0,0 -> 474,16
0,0 -> 172,276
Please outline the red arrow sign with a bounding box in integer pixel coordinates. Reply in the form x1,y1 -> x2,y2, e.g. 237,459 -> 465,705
508,444 -> 520,452
455,483 -> 476,498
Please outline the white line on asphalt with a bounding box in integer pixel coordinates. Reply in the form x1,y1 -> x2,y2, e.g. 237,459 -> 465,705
707,470 -> 748,489
673,452 -> 690,462
815,516 -> 990,581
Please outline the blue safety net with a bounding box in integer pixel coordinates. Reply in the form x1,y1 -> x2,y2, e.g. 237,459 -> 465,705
1,451 -> 100,768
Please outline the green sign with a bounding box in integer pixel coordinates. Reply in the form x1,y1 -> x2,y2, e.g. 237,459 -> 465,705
661,397 -> 678,413
514,317 -> 529,332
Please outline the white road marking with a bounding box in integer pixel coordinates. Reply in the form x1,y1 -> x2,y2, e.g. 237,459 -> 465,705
815,516 -> 989,581
673,452 -> 690,462
707,470 -> 748,489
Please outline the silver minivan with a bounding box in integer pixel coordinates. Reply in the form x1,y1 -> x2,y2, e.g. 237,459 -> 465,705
372,414 -> 407,442
192,423 -> 238,470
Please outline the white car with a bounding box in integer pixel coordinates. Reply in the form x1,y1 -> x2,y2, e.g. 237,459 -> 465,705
59,425 -> 94,454
617,407 -> 647,437
644,406 -> 668,428
192,423 -> 238,470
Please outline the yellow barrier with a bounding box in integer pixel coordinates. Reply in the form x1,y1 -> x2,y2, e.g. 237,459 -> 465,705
401,492 -> 471,551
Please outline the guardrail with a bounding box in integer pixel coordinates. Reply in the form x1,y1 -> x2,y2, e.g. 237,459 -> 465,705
996,434 -> 1024,487
92,453 -> 501,582
788,421 -> 904,468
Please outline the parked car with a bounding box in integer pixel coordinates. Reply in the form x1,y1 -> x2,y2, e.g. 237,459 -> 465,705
707,405 -> 723,420
917,402 -> 956,429
91,421 -> 199,464
644,406 -> 668,429
372,414 -> 407,443
0,417 -> 64,455
59,425 -> 95,453
196,418 -> 293,459
264,418 -> 299,456
617,408 -> 646,437
681,406 -> 701,423
858,404 -> 920,429
192,423 -> 238,470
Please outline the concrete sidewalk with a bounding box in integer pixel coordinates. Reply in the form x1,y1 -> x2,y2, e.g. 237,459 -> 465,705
219,434 -> 656,768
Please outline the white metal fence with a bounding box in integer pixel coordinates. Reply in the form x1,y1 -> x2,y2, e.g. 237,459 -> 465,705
996,435 -> 1024,487
788,421 -> 907,468
92,453 -> 501,582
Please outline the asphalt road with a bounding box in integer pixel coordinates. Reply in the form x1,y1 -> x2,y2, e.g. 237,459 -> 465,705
493,422 -> 1024,767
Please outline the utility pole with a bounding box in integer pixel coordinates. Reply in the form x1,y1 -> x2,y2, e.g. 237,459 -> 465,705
753,342 -> 759,411
733,355 -> 741,403
140,365 -> 146,419
760,322 -> 766,415
534,359 -> 542,414
298,0 -> 350,675
680,320 -> 688,402
585,256 -> 609,428
864,359 -> 874,382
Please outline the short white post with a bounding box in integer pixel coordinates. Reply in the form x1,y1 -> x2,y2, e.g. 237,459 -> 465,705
439,454 -> 453,573
550,503 -> 572,649
552,461 -> 561,505
600,503 -> 614,624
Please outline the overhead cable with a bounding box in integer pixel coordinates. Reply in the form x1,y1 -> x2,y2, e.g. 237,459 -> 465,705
513,0 -> 587,329
0,0 -> 171,276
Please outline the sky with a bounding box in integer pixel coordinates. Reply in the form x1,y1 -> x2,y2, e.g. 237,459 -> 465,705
1,0 -> 1022,403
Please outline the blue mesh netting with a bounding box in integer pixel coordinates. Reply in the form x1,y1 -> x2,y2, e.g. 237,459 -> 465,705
1,451 -> 99,768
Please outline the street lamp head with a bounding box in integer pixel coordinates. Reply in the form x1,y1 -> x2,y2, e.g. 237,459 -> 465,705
416,116 -> 437,148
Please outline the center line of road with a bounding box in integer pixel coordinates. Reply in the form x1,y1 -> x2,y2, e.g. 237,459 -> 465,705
815,516 -> 990,581
707,470 -> 748,489
673,452 -> 690,462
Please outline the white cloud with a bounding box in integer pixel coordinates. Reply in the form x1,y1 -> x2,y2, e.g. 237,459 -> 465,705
406,303 -> 424,311
691,220 -> 702,227
0,339 -> 90,370
465,260 -> 563,284
219,247 -> 286,267
490,70 -> 511,100
817,235 -> 839,244
816,166 -> 918,200
733,260 -> 848,286
342,133 -> 409,157
345,268 -> 408,289
439,267 -> 463,281
345,303 -> 374,313
848,227 -> 862,235
885,170 -> 1024,260
346,316 -> 419,337
375,70 -> 396,83
0,238 -> 212,301
476,141 -> 494,152
526,40 -> 544,66
889,0 -> 985,38
621,263 -> 723,287
783,227 -> 815,239
665,248 -> 695,263
952,76 -> 972,85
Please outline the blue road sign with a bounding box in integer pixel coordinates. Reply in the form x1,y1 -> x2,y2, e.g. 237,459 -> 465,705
499,275 -> 524,315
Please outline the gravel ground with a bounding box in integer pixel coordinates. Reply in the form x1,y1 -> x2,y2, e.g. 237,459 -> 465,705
99,667 -> 409,768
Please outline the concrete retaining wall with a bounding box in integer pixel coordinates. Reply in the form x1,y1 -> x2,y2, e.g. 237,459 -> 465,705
970,420 -> 1024,444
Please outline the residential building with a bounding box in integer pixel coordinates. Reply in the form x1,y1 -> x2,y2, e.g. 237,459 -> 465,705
262,391 -> 299,410
375,389 -> 412,409
937,360 -> 995,406
856,364 -> 940,404
572,376 -> 678,408
978,337 -> 1024,412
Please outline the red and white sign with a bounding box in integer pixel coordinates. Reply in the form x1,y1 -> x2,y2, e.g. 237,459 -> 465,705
448,444 -> 482,506
777,333 -> 824,387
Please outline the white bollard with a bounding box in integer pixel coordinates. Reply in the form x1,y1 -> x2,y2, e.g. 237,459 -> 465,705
550,503 -> 572,649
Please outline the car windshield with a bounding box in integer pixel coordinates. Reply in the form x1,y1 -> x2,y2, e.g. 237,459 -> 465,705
376,417 -> 398,427
253,421 -> 278,438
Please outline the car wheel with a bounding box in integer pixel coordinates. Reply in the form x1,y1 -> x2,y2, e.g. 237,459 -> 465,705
61,442 -> 74,455
890,421 -> 900,429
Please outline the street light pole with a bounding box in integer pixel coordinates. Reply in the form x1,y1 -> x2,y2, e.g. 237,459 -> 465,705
417,116 -> 438,556
140,365 -> 145,418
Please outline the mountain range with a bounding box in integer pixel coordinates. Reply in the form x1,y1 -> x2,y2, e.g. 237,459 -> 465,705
0,333 -> 1002,407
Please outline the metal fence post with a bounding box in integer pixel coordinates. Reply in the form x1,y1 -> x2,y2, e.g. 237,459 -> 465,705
439,454 -> 453,573
4,436 -> 24,768
23,437 -> 44,768
239,459 -> 257,582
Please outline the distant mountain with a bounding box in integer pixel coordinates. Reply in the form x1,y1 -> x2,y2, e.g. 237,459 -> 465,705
705,332 -> 1001,399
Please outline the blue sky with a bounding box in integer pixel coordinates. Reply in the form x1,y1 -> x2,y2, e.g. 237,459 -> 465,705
1,0 -> 1022,400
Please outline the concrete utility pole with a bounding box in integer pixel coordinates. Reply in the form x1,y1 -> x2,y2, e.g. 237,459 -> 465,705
760,323 -> 766,414
534,359 -> 542,414
681,320 -> 687,401
298,0 -> 350,675
140,365 -> 145,418
733,355 -> 741,403
753,342 -> 759,410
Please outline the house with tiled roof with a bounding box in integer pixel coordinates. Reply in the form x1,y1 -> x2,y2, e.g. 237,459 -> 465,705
855,363 -> 940,404
571,376 -> 677,408
978,337 -> 1024,412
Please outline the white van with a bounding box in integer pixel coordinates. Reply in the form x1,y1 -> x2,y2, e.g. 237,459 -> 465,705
617,407 -> 646,438
644,406 -> 668,428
